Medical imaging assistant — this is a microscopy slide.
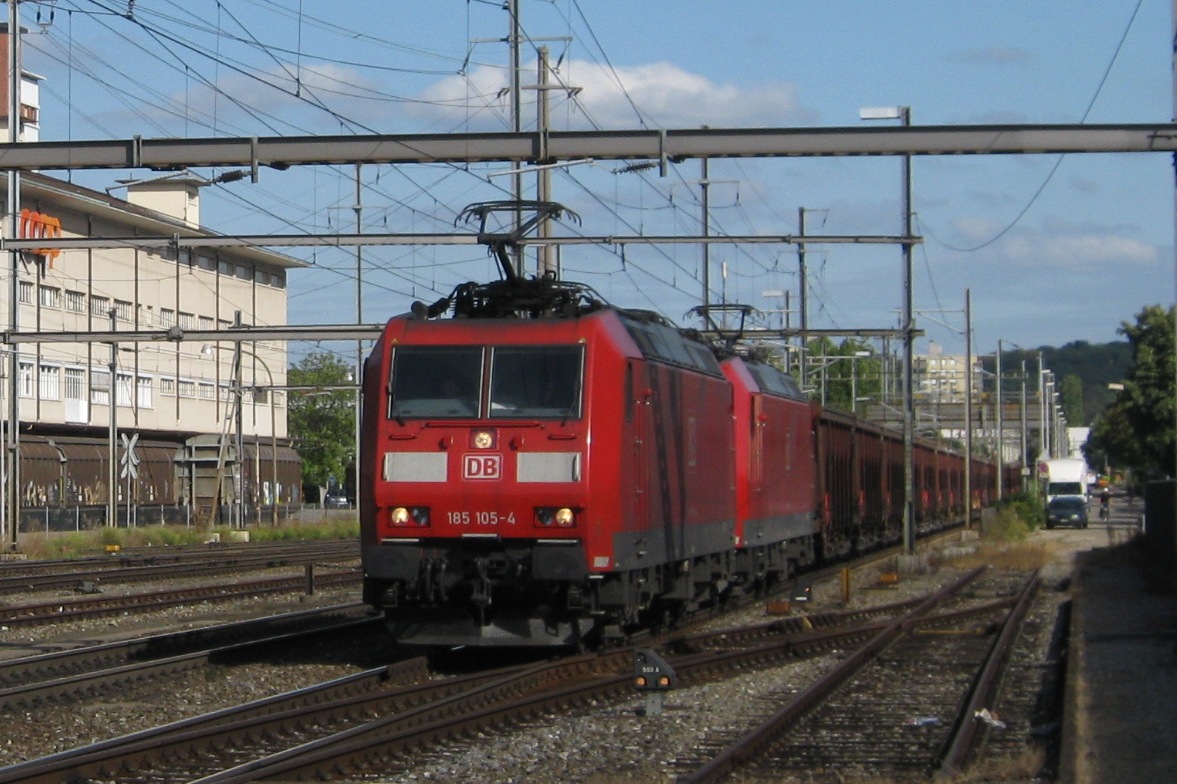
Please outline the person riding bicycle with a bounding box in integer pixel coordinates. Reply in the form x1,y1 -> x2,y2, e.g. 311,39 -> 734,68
1099,488 -> 1111,519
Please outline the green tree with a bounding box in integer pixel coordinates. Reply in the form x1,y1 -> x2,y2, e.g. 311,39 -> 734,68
287,351 -> 356,495
807,337 -> 882,412
1088,305 -> 1175,481
1061,374 -> 1084,426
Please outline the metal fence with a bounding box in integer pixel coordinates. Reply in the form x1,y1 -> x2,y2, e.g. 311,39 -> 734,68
15,502 -> 356,534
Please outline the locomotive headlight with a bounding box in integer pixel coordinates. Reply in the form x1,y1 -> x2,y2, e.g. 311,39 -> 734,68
471,430 -> 496,449
535,506 -> 577,528
390,506 -> 430,527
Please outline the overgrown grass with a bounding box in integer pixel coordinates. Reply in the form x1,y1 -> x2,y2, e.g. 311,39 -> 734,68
936,492 -> 1053,571
16,519 -> 360,560
985,491 -> 1043,542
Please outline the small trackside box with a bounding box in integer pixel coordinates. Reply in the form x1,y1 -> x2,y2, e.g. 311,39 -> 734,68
633,648 -> 677,691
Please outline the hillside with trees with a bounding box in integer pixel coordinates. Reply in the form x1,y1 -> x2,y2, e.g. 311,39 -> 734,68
984,340 -> 1132,427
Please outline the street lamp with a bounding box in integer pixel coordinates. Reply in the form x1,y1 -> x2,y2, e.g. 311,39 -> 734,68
236,347 -> 281,527
994,339 -> 1030,498
861,105 -> 915,554
996,339 -> 1005,500
224,312 -> 283,528
244,354 -> 280,527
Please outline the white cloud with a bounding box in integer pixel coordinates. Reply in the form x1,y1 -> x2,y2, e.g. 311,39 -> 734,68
949,215 -> 1007,241
410,59 -> 812,130
1004,230 -> 1157,268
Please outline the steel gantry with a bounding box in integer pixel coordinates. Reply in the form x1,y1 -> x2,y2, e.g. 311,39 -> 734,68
0,124 -> 1174,173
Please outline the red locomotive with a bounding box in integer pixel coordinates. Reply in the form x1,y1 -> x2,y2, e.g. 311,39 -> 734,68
359,202 -> 1008,648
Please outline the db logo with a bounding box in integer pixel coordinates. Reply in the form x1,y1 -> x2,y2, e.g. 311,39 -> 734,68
463,454 -> 502,480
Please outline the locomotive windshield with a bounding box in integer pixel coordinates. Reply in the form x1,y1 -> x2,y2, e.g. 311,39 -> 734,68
489,346 -> 583,419
389,346 -> 482,418
388,344 -> 583,420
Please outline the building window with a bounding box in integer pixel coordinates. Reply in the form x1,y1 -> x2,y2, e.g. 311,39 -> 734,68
198,382 -> 216,400
160,309 -> 175,327
115,300 -> 133,322
137,376 -> 153,409
116,372 -> 133,407
178,379 -> 196,398
218,259 -> 232,275
91,370 -> 110,405
18,362 -> 34,398
90,296 -> 110,318
198,315 -> 214,331
39,365 -> 60,400
65,290 -> 86,313
64,368 -> 85,400
160,377 -> 175,396
178,312 -> 195,330
64,368 -> 87,423
18,281 -> 33,305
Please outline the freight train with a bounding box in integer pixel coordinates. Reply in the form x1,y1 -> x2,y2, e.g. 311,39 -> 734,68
359,202 -> 1011,649
12,432 -> 302,530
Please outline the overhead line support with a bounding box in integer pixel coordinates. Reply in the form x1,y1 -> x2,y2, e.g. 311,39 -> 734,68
0,125 -> 1175,172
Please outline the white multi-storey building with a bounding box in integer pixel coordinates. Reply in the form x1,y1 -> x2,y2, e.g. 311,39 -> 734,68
3,168 -> 308,515
0,170 -> 308,525
11,172 -> 300,437
914,348 -> 981,404
0,25 -> 307,532
3,172 -> 306,520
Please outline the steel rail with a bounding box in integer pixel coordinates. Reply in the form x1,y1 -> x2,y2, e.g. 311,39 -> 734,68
0,615 -> 379,712
0,658 -> 430,784
0,654 -> 612,784
0,546 -> 357,595
0,602 -> 369,690
937,570 -> 1041,777
0,570 -> 359,626
679,566 -> 989,784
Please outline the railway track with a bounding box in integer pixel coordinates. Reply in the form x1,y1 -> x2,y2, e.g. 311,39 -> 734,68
0,653 -> 616,783
0,566 -> 1004,783
0,541 -> 358,595
0,569 -> 360,627
675,566 -> 1040,783
0,602 -> 377,707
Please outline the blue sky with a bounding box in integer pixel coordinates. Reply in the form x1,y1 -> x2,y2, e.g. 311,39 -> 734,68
19,0 -> 1174,360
